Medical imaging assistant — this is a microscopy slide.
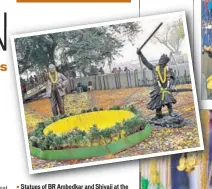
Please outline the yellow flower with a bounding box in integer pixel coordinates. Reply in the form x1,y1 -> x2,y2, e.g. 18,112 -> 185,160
185,153 -> 196,172
150,160 -> 157,173
44,164 -> 53,169
150,160 -> 160,184
177,154 -> 186,171
43,110 -> 135,135
25,111 -> 44,133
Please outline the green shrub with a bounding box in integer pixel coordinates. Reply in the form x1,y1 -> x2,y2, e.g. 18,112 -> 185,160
66,128 -> 87,147
52,136 -> 63,150
29,136 -> 39,147
36,136 -> 47,150
28,122 -> 46,138
93,107 -> 98,111
51,115 -> 60,122
114,123 -> 122,139
125,104 -> 139,115
122,116 -> 144,136
89,124 -> 101,146
58,114 -> 68,119
29,106 -> 147,149
109,105 -> 121,110
101,128 -> 114,144
81,135 -> 90,146
71,128 -> 86,145
43,120 -> 53,126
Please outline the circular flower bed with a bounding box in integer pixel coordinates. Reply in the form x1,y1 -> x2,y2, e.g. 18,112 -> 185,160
43,110 -> 135,135
28,105 -> 152,160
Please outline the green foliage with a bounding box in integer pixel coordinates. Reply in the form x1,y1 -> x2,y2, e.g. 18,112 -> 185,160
81,136 -> 90,146
63,128 -> 87,147
58,114 -> 68,119
51,115 -> 60,122
43,120 -> 53,126
101,128 -> 114,144
60,133 -> 69,144
15,23 -> 141,75
123,119 -> 135,136
68,128 -> 87,146
123,116 -> 145,136
52,135 -> 63,150
153,17 -> 185,54
29,107 -> 147,149
109,105 -> 121,110
89,124 -> 101,146
176,19 -> 184,39
125,104 -> 139,115
114,123 -> 122,139
52,114 -> 70,122
69,112 -> 73,116
29,136 -> 39,147
36,136 -> 48,150
28,121 -> 45,138
93,107 -> 98,111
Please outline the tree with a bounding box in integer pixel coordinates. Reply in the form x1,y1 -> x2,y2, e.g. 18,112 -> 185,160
152,18 -> 185,54
15,33 -> 63,74
15,22 -> 141,75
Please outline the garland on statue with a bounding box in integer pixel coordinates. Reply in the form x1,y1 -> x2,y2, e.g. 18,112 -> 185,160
156,65 -> 168,84
160,88 -> 171,101
49,71 -> 58,84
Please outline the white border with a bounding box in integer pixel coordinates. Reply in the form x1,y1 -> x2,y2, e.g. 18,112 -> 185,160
10,11 -> 204,174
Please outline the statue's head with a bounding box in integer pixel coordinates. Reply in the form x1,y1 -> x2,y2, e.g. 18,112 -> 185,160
159,54 -> 170,66
49,64 -> 56,73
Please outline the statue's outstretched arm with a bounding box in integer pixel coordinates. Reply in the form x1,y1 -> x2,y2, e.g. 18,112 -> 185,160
137,49 -> 154,70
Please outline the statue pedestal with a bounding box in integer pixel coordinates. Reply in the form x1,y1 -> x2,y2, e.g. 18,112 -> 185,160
150,112 -> 186,128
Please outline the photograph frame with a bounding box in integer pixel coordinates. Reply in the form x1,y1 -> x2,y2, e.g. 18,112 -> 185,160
11,11 -> 204,174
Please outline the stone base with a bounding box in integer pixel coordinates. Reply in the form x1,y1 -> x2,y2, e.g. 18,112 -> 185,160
149,112 -> 186,128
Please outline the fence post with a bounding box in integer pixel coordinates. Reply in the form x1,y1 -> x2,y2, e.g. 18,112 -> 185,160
106,75 -> 110,89
126,70 -> 132,88
98,76 -> 102,90
134,69 -> 138,87
103,75 -> 106,90
142,68 -> 147,86
118,72 -> 121,88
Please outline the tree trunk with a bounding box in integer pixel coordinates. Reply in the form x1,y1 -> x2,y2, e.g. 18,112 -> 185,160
48,43 -> 57,65
108,63 -> 112,72
81,67 -> 88,76
48,34 -> 57,65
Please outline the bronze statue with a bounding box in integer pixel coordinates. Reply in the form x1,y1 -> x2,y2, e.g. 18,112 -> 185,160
137,49 -> 177,120
46,64 -> 68,116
